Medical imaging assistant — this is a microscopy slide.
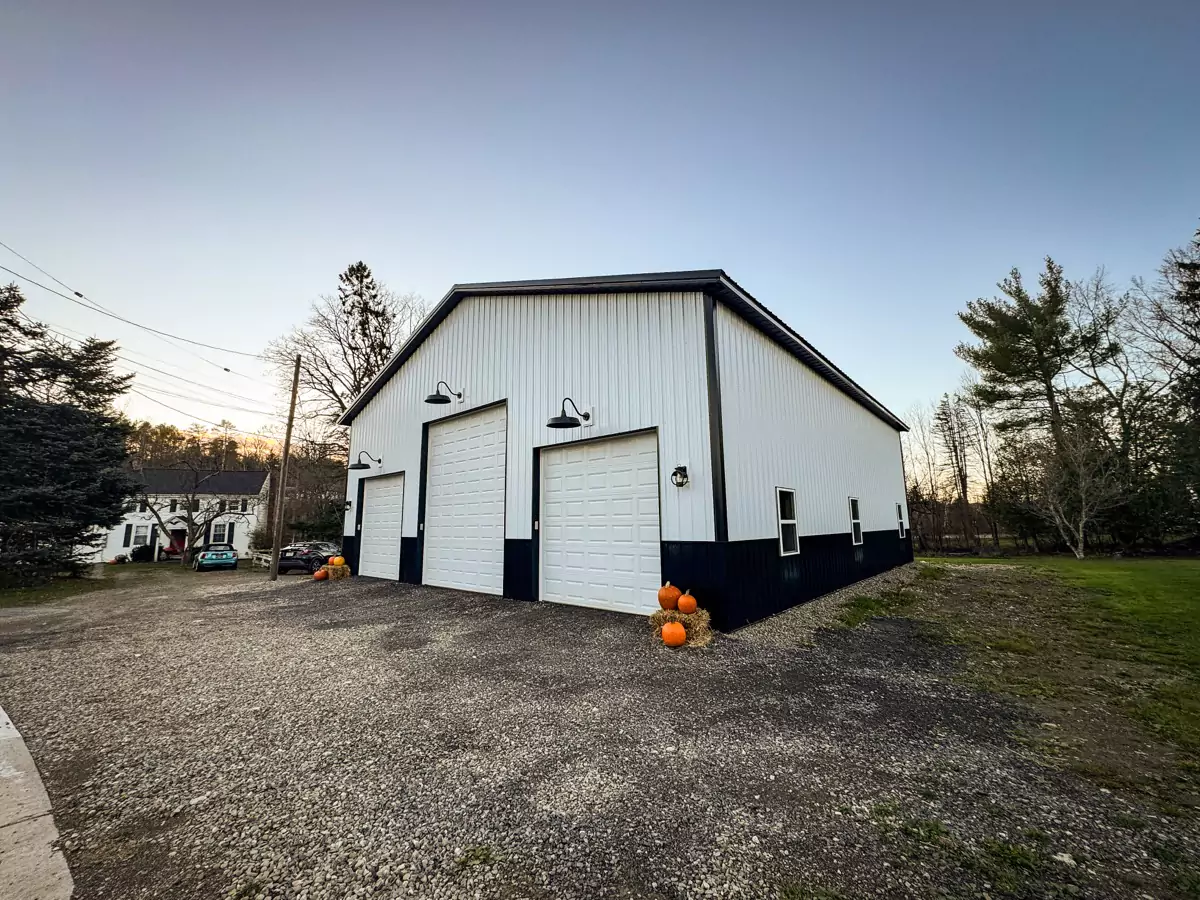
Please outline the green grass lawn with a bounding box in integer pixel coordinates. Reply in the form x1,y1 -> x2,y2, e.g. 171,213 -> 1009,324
913,556 -> 1200,778
920,556 -> 1200,671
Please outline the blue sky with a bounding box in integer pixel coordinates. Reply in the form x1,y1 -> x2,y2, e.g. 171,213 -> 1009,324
2,0 -> 1195,433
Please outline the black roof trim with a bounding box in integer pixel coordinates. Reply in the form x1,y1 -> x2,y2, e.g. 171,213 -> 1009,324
336,270 -> 907,431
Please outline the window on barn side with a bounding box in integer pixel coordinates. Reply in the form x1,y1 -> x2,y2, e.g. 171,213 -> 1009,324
848,497 -> 863,545
896,503 -> 906,538
777,488 -> 799,556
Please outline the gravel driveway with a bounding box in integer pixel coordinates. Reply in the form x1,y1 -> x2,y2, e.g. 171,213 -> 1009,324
0,569 -> 1173,899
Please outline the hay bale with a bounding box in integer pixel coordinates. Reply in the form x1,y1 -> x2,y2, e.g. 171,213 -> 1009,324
322,564 -> 352,580
648,607 -> 714,648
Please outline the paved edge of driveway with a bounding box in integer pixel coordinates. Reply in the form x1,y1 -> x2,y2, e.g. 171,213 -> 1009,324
0,704 -> 73,900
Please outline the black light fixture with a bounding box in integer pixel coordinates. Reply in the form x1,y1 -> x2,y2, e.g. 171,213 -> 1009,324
347,451 -> 382,471
546,397 -> 591,429
670,465 -> 689,488
424,380 -> 463,404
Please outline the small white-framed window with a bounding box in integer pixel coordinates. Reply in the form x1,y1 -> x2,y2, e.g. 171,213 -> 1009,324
848,497 -> 863,545
212,523 -> 227,543
896,503 -> 906,538
776,488 -> 799,556
133,525 -> 149,547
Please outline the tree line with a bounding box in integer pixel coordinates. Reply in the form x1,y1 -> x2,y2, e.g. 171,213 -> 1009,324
906,226 -> 1199,557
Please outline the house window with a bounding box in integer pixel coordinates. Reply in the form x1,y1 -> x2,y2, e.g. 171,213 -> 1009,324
218,499 -> 227,513
240,498 -> 249,513
170,498 -> 178,513
133,525 -> 149,546
896,503 -> 906,538
848,497 -> 863,546
776,488 -> 799,556
212,523 -> 227,543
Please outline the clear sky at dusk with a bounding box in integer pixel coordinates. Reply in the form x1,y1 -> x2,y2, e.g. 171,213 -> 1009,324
2,0 -> 1195,433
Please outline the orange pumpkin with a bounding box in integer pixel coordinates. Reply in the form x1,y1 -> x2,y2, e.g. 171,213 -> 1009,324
677,590 -> 697,615
313,567 -> 329,581
657,581 -> 682,610
332,556 -> 346,567
661,621 -> 687,647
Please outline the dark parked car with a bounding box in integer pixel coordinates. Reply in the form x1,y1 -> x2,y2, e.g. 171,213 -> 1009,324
276,542 -> 341,575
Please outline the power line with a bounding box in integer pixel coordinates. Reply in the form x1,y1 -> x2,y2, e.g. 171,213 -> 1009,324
0,263 -> 263,358
18,298 -> 278,390
18,308 -> 283,420
126,380 -> 280,418
128,390 -> 282,441
0,240 -> 273,379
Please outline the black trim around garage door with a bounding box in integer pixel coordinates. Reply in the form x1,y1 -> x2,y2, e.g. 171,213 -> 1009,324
662,530 -> 914,631
413,399 -> 509,589
345,469 -> 406,578
518,427 -> 661,604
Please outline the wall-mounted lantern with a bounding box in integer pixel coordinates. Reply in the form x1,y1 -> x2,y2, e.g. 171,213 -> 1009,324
670,465 -> 690,488
546,397 -> 591,429
424,381 -> 463,404
347,451 -> 382,471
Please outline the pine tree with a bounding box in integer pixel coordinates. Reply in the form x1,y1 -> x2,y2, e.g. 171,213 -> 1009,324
955,259 -> 1087,448
0,284 -> 134,585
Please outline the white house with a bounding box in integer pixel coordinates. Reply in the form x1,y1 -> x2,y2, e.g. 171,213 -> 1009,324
89,469 -> 271,563
337,271 -> 910,630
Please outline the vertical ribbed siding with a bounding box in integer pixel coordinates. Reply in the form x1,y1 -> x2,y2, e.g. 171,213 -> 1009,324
714,304 -> 907,540
346,292 -> 714,542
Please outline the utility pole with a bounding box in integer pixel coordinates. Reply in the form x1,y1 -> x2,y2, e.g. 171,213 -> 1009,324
270,354 -> 301,581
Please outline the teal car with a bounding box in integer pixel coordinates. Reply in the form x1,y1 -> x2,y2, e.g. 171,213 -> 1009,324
192,543 -> 239,571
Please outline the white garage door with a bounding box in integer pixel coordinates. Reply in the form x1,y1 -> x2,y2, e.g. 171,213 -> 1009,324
422,404 -> 507,594
358,474 -> 405,580
540,431 -> 661,614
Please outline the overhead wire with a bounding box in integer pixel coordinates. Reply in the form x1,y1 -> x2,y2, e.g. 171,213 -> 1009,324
0,250 -> 281,388
1,264 -> 262,358
16,308 -> 284,424
128,390 -> 283,442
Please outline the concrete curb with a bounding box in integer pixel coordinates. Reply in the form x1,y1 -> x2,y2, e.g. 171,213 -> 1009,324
0,705 -> 73,900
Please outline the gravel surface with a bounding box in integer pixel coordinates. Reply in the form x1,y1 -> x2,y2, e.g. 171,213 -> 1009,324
734,565 -> 918,648
0,568 -> 1185,899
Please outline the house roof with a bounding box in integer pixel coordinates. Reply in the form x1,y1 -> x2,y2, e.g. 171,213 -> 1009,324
132,469 -> 269,496
336,270 -> 907,431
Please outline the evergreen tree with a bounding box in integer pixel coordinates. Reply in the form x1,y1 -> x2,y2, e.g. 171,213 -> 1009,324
0,284 -> 134,585
955,259 -> 1091,447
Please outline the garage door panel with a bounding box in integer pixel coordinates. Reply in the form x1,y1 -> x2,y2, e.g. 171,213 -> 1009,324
540,431 -> 661,615
358,474 -> 405,580
423,405 -> 507,594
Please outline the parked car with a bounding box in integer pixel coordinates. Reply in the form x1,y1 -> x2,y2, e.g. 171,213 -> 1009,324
277,542 -> 341,575
193,543 -> 239,572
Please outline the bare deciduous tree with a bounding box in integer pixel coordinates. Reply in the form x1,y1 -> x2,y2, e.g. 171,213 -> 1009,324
1030,429 -> 1126,559
264,263 -> 426,450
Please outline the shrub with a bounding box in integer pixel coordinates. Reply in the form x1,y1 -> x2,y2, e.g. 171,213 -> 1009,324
130,544 -> 156,563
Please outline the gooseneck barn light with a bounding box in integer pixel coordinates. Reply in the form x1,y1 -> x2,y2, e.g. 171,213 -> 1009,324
347,451 -> 382,471
670,465 -> 689,487
424,381 -> 463,404
546,397 -> 591,429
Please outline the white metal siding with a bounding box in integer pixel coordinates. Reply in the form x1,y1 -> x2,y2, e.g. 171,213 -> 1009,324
358,474 -> 405,579
345,292 -> 714,543
422,405 -> 507,593
714,304 -> 908,540
540,432 -> 661,614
